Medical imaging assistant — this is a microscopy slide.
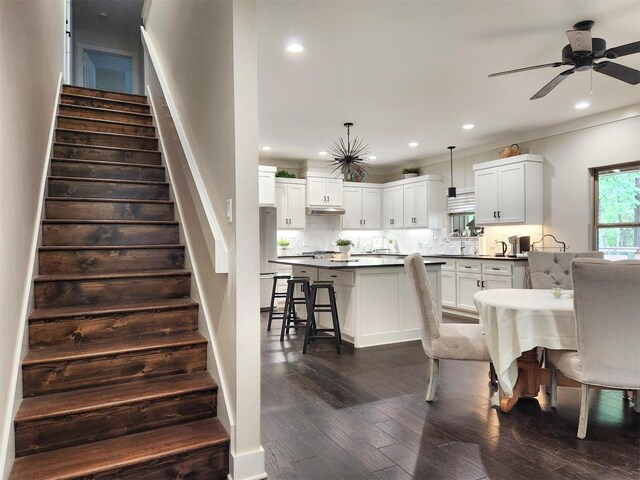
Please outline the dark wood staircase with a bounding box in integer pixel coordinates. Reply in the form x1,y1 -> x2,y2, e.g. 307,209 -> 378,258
9,85 -> 230,480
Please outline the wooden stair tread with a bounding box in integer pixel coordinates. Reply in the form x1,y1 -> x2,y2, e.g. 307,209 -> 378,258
51,158 -> 164,169
23,331 -> 207,365
16,371 -> 215,422
57,103 -> 153,118
61,92 -> 149,108
57,115 -> 154,130
49,175 -> 168,186
9,418 -> 228,480
62,84 -> 147,101
54,142 -> 161,155
57,128 -> 156,142
34,269 -> 190,283
44,196 -> 172,204
38,244 -> 184,251
29,297 -> 197,321
43,219 -> 178,225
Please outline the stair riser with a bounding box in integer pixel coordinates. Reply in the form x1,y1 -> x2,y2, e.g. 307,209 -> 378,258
29,306 -> 198,347
34,274 -> 191,308
51,161 -> 165,182
62,86 -> 148,104
61,94 -> 150,114
56,130 -> 158,151
49,178 -> 169,201
39,248 -> 185,275
42,223 -> 179,246
58,105 -> 153,125
15,390 -> 216,456
92,445 -> 228,480
54,144 -> 161,165
58,117 -> 155,137
45,200 -> 174,221
22,343 -> 207,397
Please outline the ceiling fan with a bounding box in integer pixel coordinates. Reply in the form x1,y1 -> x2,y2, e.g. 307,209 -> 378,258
488,20 -> 640,99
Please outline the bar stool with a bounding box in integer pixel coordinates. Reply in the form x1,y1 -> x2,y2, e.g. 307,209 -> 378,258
304,281 -> 342,354
279,277 -> 311,342
267,274 -> 290,332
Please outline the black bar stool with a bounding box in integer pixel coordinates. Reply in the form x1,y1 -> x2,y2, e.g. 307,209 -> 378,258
304,281 -> 342,354
279,277 -> 311,342
267,274 -> 291,332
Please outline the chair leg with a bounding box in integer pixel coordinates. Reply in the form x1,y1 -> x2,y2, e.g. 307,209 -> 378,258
425,358 -> 439,402
550,364 -> 558,409
577,384 -> 590,439
489,362 -> 498,387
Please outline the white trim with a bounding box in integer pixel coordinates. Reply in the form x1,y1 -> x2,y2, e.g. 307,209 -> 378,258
0,73 -> 63,479
228,446 -> 267,480
75,42 -> 140,95
141,0 -> 152,24
146,87 -> 234,434
141,26 -> 229,273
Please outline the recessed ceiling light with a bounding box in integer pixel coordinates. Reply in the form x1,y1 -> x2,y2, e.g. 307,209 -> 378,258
318,151 -> 328,156
575,102 -> 590,110
463,124 -> 475,130
261,146 -> 272,151
368,156 -> 377,160
408,142 -> 418,147
286,44 -> 304,53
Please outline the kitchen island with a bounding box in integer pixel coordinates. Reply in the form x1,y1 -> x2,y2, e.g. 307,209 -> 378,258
270,257 -> 444,348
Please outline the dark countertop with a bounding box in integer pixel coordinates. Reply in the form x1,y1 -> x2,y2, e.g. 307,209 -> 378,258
351,253 -> 529,262
270,257 -> 445,269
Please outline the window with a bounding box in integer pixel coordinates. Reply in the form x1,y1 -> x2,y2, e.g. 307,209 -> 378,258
593,162 -> 640,260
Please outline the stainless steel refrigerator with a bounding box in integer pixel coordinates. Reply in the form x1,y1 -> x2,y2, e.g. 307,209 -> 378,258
259,207 -> 278,309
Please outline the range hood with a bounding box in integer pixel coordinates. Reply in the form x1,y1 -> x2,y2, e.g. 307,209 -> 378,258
306,207 -> 346,215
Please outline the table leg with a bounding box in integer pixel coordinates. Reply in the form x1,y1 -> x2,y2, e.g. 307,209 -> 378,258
500,349 -> 542,413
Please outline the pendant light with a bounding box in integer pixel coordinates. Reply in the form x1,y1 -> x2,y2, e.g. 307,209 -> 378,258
328,122 -> 371,181
447,146 -> 457,198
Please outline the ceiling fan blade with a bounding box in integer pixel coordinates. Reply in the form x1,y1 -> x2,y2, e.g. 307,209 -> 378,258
530,68 -> 575,100
488,62 -> 564,78
566,29 -> 592,54
594,61 -> 640,85
604,41 -> 640,59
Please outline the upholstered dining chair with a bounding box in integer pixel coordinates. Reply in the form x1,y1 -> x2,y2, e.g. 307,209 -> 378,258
548,258 -> 640,439
404,253 -> 492,402
527,251 -> 604,289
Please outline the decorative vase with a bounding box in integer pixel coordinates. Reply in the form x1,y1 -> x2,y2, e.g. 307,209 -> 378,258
404,173 -> 418,179
338,245 -> 351,258
278,247 -> 289,257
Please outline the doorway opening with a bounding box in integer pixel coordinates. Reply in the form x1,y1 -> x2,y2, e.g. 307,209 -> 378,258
78,46 -> 137,94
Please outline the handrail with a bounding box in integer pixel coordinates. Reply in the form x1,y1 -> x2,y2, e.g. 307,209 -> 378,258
140,26 -> 228,273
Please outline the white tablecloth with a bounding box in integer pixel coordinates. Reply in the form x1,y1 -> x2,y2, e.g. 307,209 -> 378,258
473,289 -> 576,397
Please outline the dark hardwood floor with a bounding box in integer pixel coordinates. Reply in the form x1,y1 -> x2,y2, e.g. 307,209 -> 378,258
261,313 -> 640,480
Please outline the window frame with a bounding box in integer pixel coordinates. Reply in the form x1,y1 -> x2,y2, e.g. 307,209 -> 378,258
591,160 -> 640,253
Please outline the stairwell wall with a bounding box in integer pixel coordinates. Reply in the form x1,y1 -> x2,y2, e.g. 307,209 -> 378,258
143,1 -> 263,479
0,0 -> 65,476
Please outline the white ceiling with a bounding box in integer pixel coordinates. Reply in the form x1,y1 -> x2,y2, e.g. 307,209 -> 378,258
73,0 -> 143,35
257,0 -> 640,168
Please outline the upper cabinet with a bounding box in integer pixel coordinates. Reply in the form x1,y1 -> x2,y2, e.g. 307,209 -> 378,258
307,177 -> 343,207
258,166 -> 276,206
473,154 -> 543,226
342,185 -> 382,230
382,185 -> 404,228
275,178 -> 306,229
382,176 -> 443,229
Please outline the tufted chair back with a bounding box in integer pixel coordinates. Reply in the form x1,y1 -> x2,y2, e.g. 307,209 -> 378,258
527,251 -> 604,289
404,253 -> 440,355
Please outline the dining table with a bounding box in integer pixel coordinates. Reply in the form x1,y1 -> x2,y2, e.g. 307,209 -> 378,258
474,288 -> 579,413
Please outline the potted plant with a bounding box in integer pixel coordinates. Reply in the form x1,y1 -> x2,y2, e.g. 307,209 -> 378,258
277,238 -> 290,256
336,239 -> 353,257
402,167 -> 420,178
275,170 -> 296,178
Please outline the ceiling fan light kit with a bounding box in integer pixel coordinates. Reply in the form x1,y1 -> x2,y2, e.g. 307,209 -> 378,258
488,20 -> 640,99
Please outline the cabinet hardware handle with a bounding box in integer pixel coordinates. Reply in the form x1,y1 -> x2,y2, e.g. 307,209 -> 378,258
360,219 -> 362,225
331,275 -> 337,278
482,280 -> 486,288
476,280 -> 480,287
464,266 -> 471,269
492,267 -> 500,270
497,211 -> 501,218
493,211 -> 497,218
363,219 -> 366,225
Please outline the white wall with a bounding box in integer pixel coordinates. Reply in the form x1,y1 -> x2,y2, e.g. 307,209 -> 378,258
385,109 -> 640,252
0,0 -> 65,476
144,1 -> 264,479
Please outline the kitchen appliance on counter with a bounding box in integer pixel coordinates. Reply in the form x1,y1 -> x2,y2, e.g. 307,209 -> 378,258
507,236 -> 519,257
495,240 -> 508,257
507,235 -> 531,257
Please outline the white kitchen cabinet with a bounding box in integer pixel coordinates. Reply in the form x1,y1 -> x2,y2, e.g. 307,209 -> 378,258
474,154 -> 543,226
441,269 -> 457,308
482,274 -> 512,290
258,166 -> 276,206
342,185 -> 381,230
307,177 -> 343,207
275,179 -> 306,229
383,186 -> 404,228
403,181 -> 429,227
456,271 -> 482,312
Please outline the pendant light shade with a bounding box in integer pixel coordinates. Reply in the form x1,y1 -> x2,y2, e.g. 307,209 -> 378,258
447,146 -> 457,198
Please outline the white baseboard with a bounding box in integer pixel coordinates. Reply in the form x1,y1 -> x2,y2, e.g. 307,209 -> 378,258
0,72 -> 63,480
229,447 -> 267,480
